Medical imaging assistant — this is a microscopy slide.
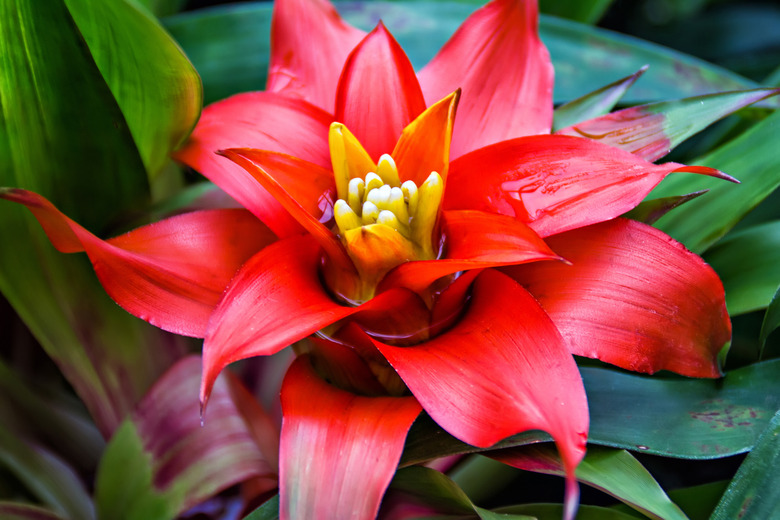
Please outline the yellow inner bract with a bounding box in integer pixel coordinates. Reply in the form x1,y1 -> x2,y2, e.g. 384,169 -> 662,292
329,123 -> 443,303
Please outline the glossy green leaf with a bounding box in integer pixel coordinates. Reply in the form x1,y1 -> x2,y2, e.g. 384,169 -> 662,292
552,66 -> 646,131
759,286 -> 780,358
710,410 -> 780,520
163,2 -> 771,106
390,466 -> 534,520
0,503 -> 67,520
539,0 -> 614,24
623,191 -> 708,225
243,496 -> 280,520
704,221 -> 780,315
94,357 -> 269,520
0,0 -> 187,437
402,360 -> 780,462
651,109 -> 780,254
0,425 -> 95,520
490,446 -> 687,520
127,0 -> 186,17
496,504 -> 643,520
64,0 -> 201,179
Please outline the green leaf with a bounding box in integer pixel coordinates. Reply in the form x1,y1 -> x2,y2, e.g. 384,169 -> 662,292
63,0 -> 201,180
651,109 -> 780,254
242,496 -> 279,520
390,466 -> 534,520
552,66 -> 646,131
623,191 -> 708,225
0,503 -> 67,520
703,221 -> 780,315
94,357 -> 269,520
496,504 -> 643,520
163,2 -> 772,106
402,360 -> 780,462
710,410 -> 780,520
0,0 -> 188,437
539,0 -> 614,24
667,481 -> 729,520
126,0 -> 187,17
490,446 -> 687,520
759,286 -> 780,358
0,425 -> 95,520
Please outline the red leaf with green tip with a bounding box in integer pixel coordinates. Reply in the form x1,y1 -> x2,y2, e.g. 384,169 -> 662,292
556,88 -> 780,161
0,189 -> 274,338
444,134 -> 729,237
95,356 -> 271,520
173,92 -> 332,237
279,355 -> 421,520
418,0 -> 553,157
267,0 -> 365,113
378,209 -> 561,294
372,270 -> 589,502
505,218 -> 729,377
335,23 -> 426,161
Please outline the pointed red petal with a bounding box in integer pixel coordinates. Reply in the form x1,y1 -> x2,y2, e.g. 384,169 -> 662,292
372,270 -> 588,476
173,92 -> 332,237
418,0 -> 553,158
0,189 -> 273,337
279,356 -> 422,520
379,209 -> 561,294
267,0 -> 365,113
335,23 -> 426,161
393,91 -> 459,186
505,218 -> 730,377
445,135 -> 713,237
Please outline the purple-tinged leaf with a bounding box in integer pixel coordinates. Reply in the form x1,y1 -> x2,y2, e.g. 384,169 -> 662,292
552,66 -> 647,132
623,190 -> 708,225
557,88 -> 780,161
95,356 -> 271,520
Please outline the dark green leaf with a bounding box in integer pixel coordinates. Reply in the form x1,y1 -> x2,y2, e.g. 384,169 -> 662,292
539,0 -> 614,24
623,191 -> 708,225
64,0 -> 202,180
667,481 -> 729,520
496,504 -> 642,520
651,109 -> 780,253
710,410 -> 780,520
242,495 -> 279,520
704,221 -> 780,315
759,286 -> 780,358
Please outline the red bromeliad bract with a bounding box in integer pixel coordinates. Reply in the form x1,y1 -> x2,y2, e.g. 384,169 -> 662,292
1,0 -> 733,518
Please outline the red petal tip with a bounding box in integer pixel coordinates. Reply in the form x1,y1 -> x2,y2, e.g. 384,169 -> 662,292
673,165 -> 740,184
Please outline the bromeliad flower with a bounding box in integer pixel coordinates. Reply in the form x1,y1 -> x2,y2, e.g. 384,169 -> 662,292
1,0 -> 744,518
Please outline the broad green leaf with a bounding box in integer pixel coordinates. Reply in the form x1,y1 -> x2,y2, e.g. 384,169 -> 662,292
163,2 -> 771,106
623,191 -> 708,225
64,0 -> 201,180
0,503 -> 67,520
497,504 -> 642,520
390,466 -> 534,520
710,410 -> 780,520
490,446 -> 687,520
651,108 -> 780,253
539,0 -> 614,24
704,221 -> 780,315
0,0 -> 186,437
553,66 -> 646,131
94,357 -> 269,520
759,286 -> 780,358
667,481 -> 729,520
402,360 -> 780,462
0,425 -> 95,520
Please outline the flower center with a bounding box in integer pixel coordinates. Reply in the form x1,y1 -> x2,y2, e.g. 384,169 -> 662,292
328,123 -> 443,303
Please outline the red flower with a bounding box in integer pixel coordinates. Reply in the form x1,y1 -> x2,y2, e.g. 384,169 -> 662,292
1,0 -> 732,518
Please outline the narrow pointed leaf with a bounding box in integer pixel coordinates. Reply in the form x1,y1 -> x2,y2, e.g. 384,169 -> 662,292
506,219 -> 729,377
651,109 -> 780,253
490,446 -> 687,520
95,357 -> 269,520
379,210 -> 561,294
64,0 -> 201,178
1,189 -> 275,338
0,504 -> 67,520
623,191 -> 708,225
710,410 -> 780,520
336,23 -> 426,161
173,92 -> 332,237
553,66 -> 647,131
556,88 -> 780,161
418,0 -> 553,157
497,504 -> 648,520
374,270 -> 589,486
267,0 -> 365,113
445,134 -> 725,238
704,221 -> 780,316
759,286 -> 780,358
279,356 -> 421,520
